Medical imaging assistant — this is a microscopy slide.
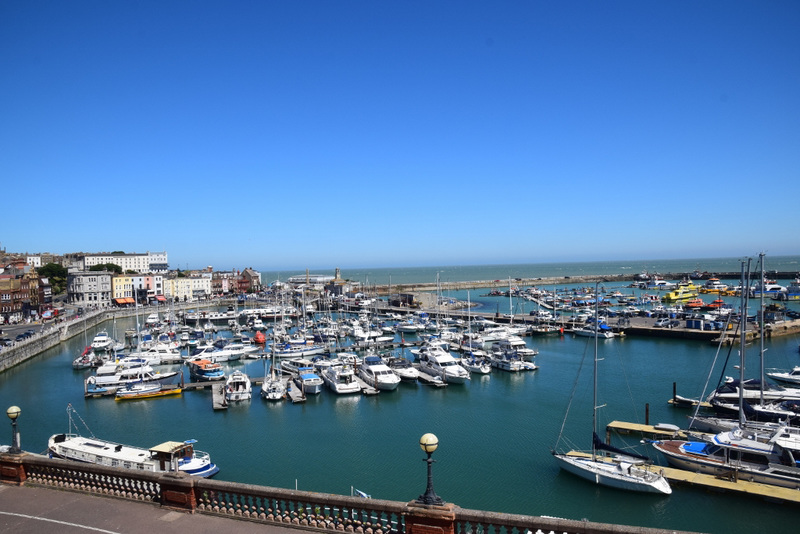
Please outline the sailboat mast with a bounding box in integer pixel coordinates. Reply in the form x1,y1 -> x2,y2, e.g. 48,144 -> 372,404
592,282 -> 599,461
759,252 -> 766,407
738,258 -> 752,428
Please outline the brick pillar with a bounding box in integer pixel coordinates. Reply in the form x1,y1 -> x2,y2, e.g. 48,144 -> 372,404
0,452 -> 28,486
405,501 -> 457,534
159,472 -> 197,512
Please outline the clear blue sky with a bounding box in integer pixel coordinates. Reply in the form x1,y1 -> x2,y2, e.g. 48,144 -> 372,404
2,1 -> 798,271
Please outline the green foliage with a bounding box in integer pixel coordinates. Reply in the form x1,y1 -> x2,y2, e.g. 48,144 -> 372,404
38,262 -> 67,279
37,263 -> 68,295
89,263 -> 123,274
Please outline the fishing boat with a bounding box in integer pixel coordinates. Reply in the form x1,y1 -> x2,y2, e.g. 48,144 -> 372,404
225,370 -> 252,401
48,405 -> 218,477
552,283 -> 672,495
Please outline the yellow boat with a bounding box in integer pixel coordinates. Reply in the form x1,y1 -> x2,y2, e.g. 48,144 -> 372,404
662,281 -> 699,303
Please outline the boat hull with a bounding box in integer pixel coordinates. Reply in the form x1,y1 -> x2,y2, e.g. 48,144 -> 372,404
553,453 -> 671,494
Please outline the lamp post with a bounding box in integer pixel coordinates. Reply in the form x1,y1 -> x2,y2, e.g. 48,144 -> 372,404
416,433 -> 444,506
6,406 -> 21,454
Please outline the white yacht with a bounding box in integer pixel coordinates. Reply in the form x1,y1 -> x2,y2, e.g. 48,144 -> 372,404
89,358 -> 178,389
90,330 -> 115,351
322,362 -> 362,394
386,357 -> 419,382
413,342 -> 470,384
225,370 -> 252,402
358,355 -> 401,391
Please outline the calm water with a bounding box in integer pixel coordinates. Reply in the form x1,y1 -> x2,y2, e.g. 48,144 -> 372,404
3,258 -> 800,534
260,255 -> 800,286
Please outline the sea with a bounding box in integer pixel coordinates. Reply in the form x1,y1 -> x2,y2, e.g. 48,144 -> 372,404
2,256 -> 800,534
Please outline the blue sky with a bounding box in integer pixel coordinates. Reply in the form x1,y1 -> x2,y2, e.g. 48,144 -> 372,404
2,1 -> 798,271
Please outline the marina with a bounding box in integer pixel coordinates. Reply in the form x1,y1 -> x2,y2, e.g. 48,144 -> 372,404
3,259 -> 800,534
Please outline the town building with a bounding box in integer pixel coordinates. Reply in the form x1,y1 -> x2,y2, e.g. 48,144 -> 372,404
66,271 -> 113,308
71,251 -> 169,273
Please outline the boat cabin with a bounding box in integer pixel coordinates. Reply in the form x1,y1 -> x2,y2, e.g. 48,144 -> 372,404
149,440 -> 196,472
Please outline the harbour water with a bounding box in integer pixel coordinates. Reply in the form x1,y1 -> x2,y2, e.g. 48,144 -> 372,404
2,256 -> 800,534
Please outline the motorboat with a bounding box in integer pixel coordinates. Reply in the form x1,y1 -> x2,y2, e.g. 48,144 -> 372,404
89,358 -> 179,389
573,323 -> 614,339
706,377 -> 800,404
461,353 -> 492,374
661,281 -> 700,303
293,367 -> 324,395
386,356 -> 419,381
358,355 -> 401,391
652,426 -> 800,489
413,342 -> 470,384
488,346 -> 525,372
115,382 -> 182,401
49,407 -> 218,477
186,358 -> 225,381
767,366 -> 800,386
280,357 -> 316,376
272,341 -> 327,358
90,330 -> 115,351
322,362 -> 362,394
491,336 -> 538,360
225,370 -> 252,401
700,278 -> 728,293
127,343 -> 183,365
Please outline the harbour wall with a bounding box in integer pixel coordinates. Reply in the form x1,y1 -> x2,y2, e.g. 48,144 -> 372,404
0,301 -> 224,374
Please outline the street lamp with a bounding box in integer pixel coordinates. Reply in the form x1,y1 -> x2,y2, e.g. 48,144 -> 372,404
6,405 -> 21,454
416,433 -> 444,506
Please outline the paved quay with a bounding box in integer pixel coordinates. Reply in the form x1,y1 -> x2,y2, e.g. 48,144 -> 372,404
0,483 -> 299,534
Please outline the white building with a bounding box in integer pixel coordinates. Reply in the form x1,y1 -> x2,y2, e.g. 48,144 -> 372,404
81,251 -> 169,273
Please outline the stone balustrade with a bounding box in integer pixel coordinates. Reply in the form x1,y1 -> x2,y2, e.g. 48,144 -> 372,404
1,452 -> 699,534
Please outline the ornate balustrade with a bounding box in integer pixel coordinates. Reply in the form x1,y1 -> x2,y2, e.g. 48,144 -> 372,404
1,453 -> 698,534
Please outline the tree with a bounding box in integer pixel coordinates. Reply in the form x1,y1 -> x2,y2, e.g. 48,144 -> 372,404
38,263 -> 68,295
90,263 -> 122,274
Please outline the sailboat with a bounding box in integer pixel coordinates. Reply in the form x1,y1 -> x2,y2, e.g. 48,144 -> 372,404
552,283 -> 672,494
261,341 -> 286,401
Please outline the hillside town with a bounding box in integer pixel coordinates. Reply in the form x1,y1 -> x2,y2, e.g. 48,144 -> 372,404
0,247 -> 266,327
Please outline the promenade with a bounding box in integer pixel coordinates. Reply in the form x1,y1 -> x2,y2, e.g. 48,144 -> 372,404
0,483 -> 299,534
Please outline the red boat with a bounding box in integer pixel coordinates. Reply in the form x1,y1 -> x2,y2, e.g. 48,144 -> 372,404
254,331 -> 266,344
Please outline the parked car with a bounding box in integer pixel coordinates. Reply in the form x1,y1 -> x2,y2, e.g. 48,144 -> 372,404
654,318 -> 670,327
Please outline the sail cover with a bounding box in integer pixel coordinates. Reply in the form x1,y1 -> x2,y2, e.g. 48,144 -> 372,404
593,432 -> 649,461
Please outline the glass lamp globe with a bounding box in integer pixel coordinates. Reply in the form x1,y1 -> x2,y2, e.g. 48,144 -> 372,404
419,433 -> 438,454
6,406 -> 21,421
